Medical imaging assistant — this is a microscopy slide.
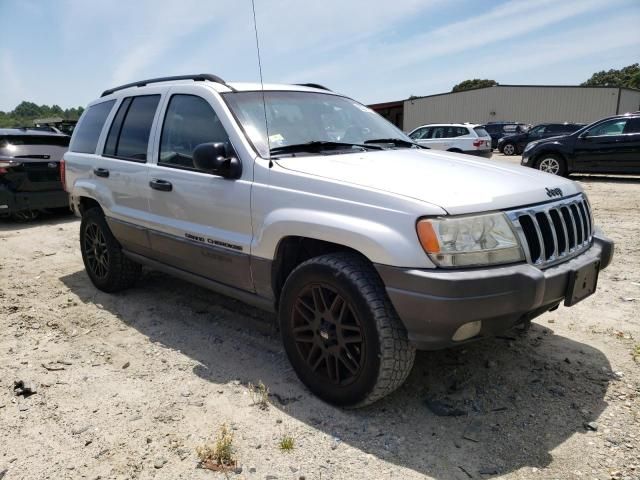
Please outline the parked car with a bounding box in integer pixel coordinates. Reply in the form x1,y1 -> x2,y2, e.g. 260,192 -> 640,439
498,123 -> 585,155
521,113 -> 640,176
407,123 -> 492,157
0,128 -> 70,221
64,74 -> 613,407
482,122 -> 530,149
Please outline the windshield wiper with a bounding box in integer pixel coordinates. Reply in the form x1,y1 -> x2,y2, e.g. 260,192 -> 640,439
364,138 -> 422,148
269,141 -> 383,156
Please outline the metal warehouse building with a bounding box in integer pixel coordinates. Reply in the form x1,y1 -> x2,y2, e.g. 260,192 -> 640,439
371,85 -> 640,132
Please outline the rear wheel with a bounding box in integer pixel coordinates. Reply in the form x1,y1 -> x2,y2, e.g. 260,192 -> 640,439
80,207 -> 141,292
11,210 -> 40,222
502,143 -> 516,156
278,252 -> 415,407
536,154 -> 567,176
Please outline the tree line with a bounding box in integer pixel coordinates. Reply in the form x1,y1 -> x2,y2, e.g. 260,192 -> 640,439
451,63 -> 640,93
0,101 -> 84,128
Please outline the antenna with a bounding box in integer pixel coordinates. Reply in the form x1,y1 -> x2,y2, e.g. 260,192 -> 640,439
251,0 -> 271,164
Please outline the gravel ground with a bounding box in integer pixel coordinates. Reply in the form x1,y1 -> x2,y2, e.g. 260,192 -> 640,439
0,155 -> 639,480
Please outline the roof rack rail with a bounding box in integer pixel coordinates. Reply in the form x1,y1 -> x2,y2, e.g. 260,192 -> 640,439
295,83 -> 332,92
101,73 -> 236,97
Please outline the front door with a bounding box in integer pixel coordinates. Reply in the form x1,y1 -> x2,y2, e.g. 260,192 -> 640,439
145,89 -> 254,291
573,118 -> 629,173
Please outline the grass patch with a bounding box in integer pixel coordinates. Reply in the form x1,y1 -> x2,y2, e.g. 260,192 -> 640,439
196,424 -> 236,471
248,381 -> 270,410
278,434 -> 295,452
633,344 -> 640,363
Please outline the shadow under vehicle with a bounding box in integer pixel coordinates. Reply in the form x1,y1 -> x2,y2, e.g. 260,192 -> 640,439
61,268 -> 612,479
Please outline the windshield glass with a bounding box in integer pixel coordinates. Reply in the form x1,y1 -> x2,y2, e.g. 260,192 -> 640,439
222,91 -> 413,157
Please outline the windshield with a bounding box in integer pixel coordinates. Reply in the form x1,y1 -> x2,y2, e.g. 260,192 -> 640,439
222,91 -> 413,157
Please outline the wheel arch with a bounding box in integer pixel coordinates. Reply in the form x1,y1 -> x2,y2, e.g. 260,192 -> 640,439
269,236 -> 370,307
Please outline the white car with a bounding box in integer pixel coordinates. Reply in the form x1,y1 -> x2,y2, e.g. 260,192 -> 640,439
64,74 -> 613,407
407,123 -> 492,157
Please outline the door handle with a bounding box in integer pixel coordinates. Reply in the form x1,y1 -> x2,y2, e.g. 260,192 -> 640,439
94,167 -> 109,178
149,178 -> 172,192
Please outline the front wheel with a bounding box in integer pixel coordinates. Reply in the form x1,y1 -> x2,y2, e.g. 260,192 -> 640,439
80,207 -> 141,292
535,154 -> 567,176
502,143 -> 516,156
278,252 -> 415,407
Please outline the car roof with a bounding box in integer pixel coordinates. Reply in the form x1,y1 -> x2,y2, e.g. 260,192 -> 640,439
0,128 -> 69,137
414,123 -> 481,128
95,76 -> 340,105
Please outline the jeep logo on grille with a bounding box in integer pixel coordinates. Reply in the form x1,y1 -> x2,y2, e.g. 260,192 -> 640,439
546,187 -> 563,198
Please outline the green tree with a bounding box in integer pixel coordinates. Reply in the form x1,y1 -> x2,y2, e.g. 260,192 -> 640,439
452,79 -> 498,93
0,102 -> 85,128
581,63 -> 640,89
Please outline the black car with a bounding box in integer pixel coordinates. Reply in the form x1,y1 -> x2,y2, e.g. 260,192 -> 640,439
0,129 -> 70,220
521,113 -> 640,176
498,122 -> 585,155
481,122 -> 530,149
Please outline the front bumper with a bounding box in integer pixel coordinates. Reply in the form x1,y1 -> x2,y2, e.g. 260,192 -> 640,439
375,234 -> 614,350
0,185 -> 69,215
462,149 -> 492,158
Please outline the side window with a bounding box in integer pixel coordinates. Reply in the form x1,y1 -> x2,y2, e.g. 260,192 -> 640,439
69,100 -> 115,154
587,119 -> 627,137
104,95 -> 160,161
529,125 -> 546,136
159,94 -> 230,170
432,127 -> 445,139
456,127 -> 470,136
623,118 -> 640,134
409,127 -> 426,140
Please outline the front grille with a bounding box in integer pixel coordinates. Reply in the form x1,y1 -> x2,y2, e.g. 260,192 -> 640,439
506,194 -> 593,268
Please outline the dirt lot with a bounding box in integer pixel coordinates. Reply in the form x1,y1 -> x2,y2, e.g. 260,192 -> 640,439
1,155 -> 639,480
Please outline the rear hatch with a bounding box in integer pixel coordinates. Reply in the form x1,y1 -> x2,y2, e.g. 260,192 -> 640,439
472,126 -> 492,149
0,134 -> 70,192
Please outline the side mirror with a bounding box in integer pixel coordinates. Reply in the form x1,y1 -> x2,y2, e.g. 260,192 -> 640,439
193,142 -> 242,179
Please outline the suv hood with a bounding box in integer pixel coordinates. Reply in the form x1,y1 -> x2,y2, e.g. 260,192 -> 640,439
275,149 -> 581,215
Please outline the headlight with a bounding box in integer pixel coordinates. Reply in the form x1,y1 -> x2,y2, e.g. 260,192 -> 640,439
416,213 -> 524,267
523,141 -> 538,153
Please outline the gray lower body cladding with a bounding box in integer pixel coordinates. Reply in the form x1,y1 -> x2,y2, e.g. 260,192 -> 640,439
0,186 -> 68,214
375,234 -> 614,350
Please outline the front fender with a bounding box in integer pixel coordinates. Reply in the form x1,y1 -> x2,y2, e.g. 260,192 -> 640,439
252,207 -> 435,268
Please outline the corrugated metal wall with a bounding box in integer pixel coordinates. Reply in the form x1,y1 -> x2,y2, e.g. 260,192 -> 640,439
618,89 -> 640,114
403,86 -> 623,132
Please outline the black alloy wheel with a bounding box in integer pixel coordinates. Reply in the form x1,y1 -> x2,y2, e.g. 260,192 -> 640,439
291,283 -> 365,386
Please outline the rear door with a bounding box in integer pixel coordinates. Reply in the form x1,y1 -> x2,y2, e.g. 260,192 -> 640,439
145,87 -> 254,291
72,93 -> 162,254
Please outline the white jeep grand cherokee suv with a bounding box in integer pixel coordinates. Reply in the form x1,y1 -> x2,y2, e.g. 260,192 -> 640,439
64,74 -> 613,407
408,123 -> 492,157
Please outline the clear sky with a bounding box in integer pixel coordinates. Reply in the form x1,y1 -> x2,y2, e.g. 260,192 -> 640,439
1,0 -> 639,111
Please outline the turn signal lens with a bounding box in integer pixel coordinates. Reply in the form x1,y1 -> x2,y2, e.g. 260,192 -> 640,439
416,220 -> 440,253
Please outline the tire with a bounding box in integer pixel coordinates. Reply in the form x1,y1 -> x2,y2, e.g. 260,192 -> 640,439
502,143 -> 516,156
80,207 -> 141,292
535,154 -> 567,176
278,252 -> 415,407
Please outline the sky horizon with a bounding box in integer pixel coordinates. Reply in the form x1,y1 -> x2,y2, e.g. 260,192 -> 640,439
1,0 -> 639,112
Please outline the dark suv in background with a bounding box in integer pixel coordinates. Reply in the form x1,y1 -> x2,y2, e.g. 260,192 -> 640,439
0,129 -> 70,220
481,122 -> 530,149
521,113 -> 640,176
498,122 -> 585,155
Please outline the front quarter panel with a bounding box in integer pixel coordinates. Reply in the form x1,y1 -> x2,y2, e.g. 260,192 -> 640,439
251,160 -> 444,268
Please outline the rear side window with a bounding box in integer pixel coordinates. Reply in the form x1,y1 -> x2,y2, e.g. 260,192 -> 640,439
473,127 -> 489,137
104,95 -> 160,161
159,94 -> 230,170
69,100 -> 115,154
